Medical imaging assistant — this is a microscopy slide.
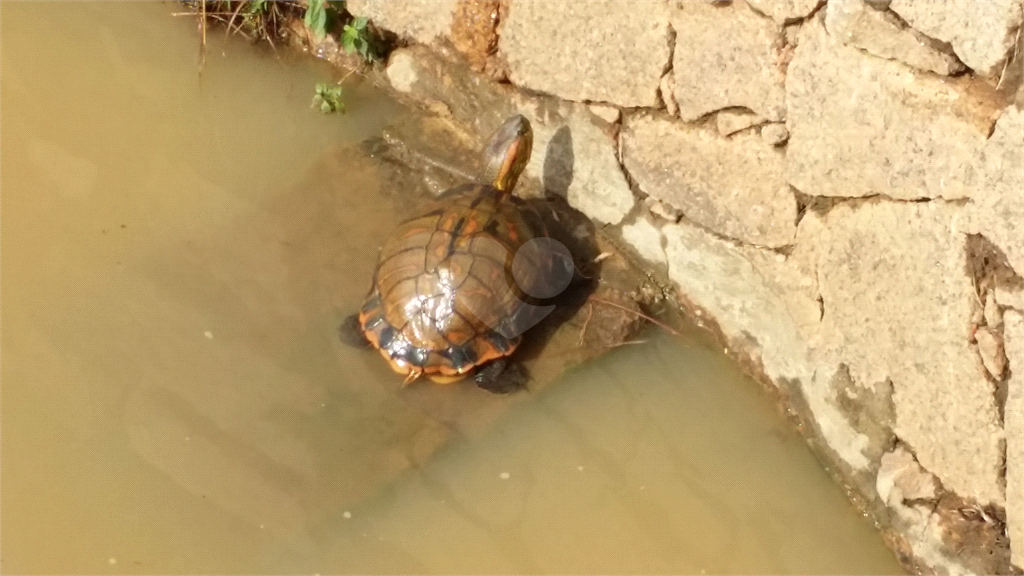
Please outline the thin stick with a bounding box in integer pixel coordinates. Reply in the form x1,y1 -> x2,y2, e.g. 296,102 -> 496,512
338,66 -> 359,85
578,302 -> 594,346
588,296 -> 684,338
198,0 -> 208,72
224,1 -> 247,50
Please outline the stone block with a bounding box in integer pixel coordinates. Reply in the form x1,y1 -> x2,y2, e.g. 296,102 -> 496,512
449,0 -> 500,71
512,94 -> 634,225
621,216 -> 667,267
347,0 -> 457,45
745,0 -> 823,24
787,18 -> 993,199
965,107 -> 1024,277
716,109 -> 765,136
587,104 -> 620,125
974,327 -> 1007,379
1005,309 -> 1024,570
996,286 -> 1024,312
761,123 -> 790,146
796,201 -> 1004,504
876,446 -> 938,505
824,0 -> 965,75
622,115 -> 796,247
498,1 -> 671,107
890,0 -> 1024,77
663,220 -> 871,468
660,71 -> 678,117
671,1 -> 787,121
383,46 -> 517,142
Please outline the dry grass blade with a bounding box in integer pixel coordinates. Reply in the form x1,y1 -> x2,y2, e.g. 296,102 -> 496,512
223,2 -> 247,49
198,0 -> 208,72
577,302 -> 595,347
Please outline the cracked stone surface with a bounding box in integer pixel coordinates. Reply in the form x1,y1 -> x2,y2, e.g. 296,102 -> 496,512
965,107 -> 1024,277
621,216 -> 667,267
876,446 -> 937,505
622,115 -> 795,247
512,94 -> 634,225
745,0 -> 823,24
974,327 -> 1006,379
996,286 -> 1024,311
498,1 -> 671,107
824,0 -> 965,75
787,17 -> 994,200
663,220 -> 871,469
795,201 -> 1004,504
1005,309 -> 1024,570
671,1 -> 787,122
890,0 -> 1024,78
348,0 -> 457,45
716,109 -> 766,136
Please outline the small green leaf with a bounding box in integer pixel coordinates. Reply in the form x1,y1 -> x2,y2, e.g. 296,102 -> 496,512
305,0 -> 328,41
353,16 -> 368,30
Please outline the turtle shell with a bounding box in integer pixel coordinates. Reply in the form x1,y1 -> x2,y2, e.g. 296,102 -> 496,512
358,183 -> 564,383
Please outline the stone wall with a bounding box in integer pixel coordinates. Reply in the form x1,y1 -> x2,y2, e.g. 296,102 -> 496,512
345,1 -> 1023,573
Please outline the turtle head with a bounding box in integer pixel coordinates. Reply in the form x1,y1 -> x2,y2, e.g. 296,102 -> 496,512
482,114 -> 533,194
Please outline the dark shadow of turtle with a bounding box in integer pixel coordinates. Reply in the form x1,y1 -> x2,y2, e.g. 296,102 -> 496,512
504,124 -> 605,390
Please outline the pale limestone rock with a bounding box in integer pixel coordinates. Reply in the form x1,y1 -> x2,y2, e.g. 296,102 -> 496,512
378,46 -> 522,149
662,220 -> 870,469
985,291 -> 1003,330
824,0 -> 965,75
671,1 -> 787,122
513,94 -> 634,225
996,286 -> 1024,311
965,108 -> 1024,277
787,18 -> 990,199
760,123 -> 790,146
974,327 -> 1007,379
621,217 -> 667,266
499,1 -> 671,107
644,197 -> 680,221
716,109 -> 766,136
385,50 -> 418,93
890,0 -> 1024,77
745,0 -> 823,24
588,104 -> 620,125
797,202 -> 1004,504
347,0 -> 457,45
1004,310 -> 1023,570
622,115 -> 796,247
876,446 -> 937,505
660,72 -> 678,117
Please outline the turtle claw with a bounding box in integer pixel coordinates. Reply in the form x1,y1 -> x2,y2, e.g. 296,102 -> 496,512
474,358 -> 529,394
401,369 -> 422,387
338,313 -> 372,349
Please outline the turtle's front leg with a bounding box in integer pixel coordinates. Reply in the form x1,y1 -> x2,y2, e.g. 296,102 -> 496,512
474,357 -> 529,394
338,313 -> 372,349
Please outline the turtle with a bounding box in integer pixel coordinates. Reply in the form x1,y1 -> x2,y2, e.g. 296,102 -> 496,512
341,114 -> 574,393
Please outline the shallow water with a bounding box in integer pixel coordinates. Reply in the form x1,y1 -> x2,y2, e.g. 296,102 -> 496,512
1,3 -> 902,574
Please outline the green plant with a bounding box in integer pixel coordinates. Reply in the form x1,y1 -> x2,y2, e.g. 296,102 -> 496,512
341,16 -> 374,60
312,82 -> 344,114
304,0 -> 343,42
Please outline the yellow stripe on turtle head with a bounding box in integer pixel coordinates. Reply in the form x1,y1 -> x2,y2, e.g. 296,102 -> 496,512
482,115 -> 533,194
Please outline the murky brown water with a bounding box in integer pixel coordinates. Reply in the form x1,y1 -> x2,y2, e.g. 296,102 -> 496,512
1,3 -> 902,574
